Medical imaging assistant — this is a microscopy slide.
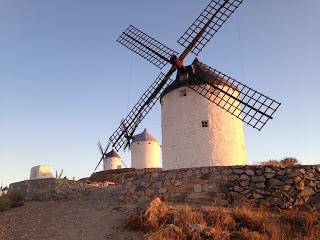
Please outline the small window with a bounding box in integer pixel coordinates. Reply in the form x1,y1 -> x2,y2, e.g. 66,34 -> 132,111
179,89 -> 187,97
202,121 -> 208,128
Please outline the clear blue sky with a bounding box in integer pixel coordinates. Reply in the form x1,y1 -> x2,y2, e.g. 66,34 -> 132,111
1,0 -> 320,186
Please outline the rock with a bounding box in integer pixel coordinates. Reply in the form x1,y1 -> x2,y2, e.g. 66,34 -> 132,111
299,169 -> 306,174
246,169 -> 255,176
283,185 -> 291,191
265,167 -> 275,173
294,176 -> 302,183
240,174 -> 250,180
194,184 -> 202,193
300,186 -> 315,196
253,193 -> 263,199
251,176 -> 265,183
228,174 -> 240,181
265,173 -> 275,179
277,170 -> 286,176
152,172 -> 159,178
174,180 -> 182,187
308,181 -> 317,187
240,181 -> 249,187
256,189 -> 265,195
255,182 -> 265,189
269,178 -> 283,186
272,191 -> 282,198
230,191 -> 242,198
158,187 -> 167,193
234,186 -> 244,192
233,169 -> 245,174
296,181 -> 305,191
271,198 -> 284,207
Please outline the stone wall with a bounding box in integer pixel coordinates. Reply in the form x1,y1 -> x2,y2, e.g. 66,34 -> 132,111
9,178 -> 93,201
86,168 -> 161,185
120,165 -> 320,209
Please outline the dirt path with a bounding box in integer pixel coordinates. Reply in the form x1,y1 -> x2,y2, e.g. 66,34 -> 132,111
0,187 -> 143,240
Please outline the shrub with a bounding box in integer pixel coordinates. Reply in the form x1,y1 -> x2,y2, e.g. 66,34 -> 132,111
8,192 -> 24,208
126,198 -> 320,240
0,195 -> 11,212
0,192 -> 24,212
259,157 -> 300,167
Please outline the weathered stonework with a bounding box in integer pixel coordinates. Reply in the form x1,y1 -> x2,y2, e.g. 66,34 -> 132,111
85,168 -> 161,185
9,178 -> 93,201
120,165 -> 320,209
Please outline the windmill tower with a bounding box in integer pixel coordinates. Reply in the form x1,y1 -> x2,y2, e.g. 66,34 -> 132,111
103,149 -> 122,170
94,0 -> 281,172
161,59 -> 247,169
131,128 -> 161,169
30,165 -> 53,180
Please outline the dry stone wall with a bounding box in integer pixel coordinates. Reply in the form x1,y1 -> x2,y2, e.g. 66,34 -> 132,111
120,165 -> 320,209
10,178 -> 93,201
86,168 -> 161,185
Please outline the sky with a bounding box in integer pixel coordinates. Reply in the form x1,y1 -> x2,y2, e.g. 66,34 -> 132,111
1,0 -> 320,186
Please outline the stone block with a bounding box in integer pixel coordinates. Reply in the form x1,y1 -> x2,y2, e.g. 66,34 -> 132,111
269,178 -> 283,186
240,174 -> 250,180
158,187 -> 167,194
246,169 -> 255,176
251,176 -> 266,183
194,184 -> 202,193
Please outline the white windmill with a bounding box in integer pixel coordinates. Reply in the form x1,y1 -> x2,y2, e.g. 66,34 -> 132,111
95,0 -> 281,171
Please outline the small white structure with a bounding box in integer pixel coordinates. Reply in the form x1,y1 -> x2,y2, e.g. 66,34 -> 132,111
160,59 -> 247,170
103,149 -> 122,170
131,129 -> 161,169
30,165 -> 53,180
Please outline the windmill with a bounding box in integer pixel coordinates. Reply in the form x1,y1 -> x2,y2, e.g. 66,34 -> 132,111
94,0 -> 281,171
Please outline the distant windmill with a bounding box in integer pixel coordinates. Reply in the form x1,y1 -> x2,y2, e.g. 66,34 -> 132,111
95,0 -> 281,171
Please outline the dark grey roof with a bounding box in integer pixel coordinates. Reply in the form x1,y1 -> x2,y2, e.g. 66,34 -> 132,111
105,149 -> 121,158
160,58 -> 237,99
132,129 -> 159,143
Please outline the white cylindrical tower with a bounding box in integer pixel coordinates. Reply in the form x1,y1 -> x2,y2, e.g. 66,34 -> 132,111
131,129 -> 161,169
160,59 -> 247,170
30,165 -> 53,180
103,149 -> 122,170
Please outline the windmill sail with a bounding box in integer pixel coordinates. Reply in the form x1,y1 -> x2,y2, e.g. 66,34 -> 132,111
117,25 -> 177,69
187,59 -> 281,130
108,72 -> 174,152
178,0 -> 244,56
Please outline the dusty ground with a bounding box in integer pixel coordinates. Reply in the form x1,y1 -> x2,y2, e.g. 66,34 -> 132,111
0,187 -> 143,240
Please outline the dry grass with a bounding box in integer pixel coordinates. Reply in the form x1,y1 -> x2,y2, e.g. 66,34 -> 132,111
259,157 -> 299,167
127,198 -> 320,240
0,192 -> 24,212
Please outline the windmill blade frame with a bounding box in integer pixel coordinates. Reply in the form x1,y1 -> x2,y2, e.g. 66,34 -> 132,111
178,0 -> 244,56
187,60 -> 281,130
117,25 -> 178,69
109,71 -> 174,152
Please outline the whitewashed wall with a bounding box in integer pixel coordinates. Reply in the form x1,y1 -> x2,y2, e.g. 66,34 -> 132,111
161,84 -> 247,170
103,157 -> 122,170
131,141 -> 161,169
30,165 -> 53,180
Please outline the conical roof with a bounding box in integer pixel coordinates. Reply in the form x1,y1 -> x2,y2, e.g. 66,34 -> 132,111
104,149 -> 121,158
132,129 -> 159,143
160,58 -> 237,99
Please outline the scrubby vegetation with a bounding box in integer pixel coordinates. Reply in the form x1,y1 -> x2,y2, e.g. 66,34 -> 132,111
259,157 -> 300,167
127,198 -> 320,240
0,192 -> 24,212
